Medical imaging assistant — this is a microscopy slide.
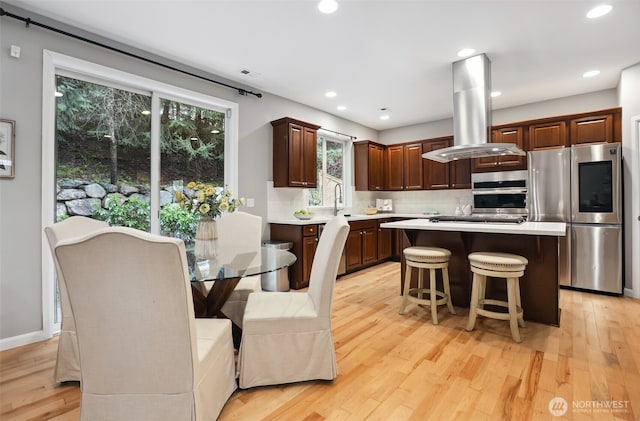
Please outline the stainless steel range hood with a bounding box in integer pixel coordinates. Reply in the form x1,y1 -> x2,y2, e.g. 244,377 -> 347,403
423,54 -> 525,163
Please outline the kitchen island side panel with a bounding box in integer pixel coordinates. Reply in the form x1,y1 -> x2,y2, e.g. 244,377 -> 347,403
400,230 -> 560,326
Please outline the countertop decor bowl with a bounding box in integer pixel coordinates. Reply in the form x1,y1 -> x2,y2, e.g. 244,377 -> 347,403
363,208 -> 378,215
294,213 -> 314,220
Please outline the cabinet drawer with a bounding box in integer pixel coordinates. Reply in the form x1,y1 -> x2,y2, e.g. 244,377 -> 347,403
303,225 -> 318,237
348,220 -> 377,231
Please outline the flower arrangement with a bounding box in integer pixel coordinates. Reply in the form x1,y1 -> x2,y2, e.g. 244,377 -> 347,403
175,181 -> 243,219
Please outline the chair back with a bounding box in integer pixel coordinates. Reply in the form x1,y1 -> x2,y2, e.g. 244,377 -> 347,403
216,211 -> 262,265
45,217 -> 110,320
308,215 -> 349,318
54,227 -> 197,394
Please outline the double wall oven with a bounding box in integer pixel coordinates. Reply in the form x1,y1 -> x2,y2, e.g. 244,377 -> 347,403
471,170 -> 528,218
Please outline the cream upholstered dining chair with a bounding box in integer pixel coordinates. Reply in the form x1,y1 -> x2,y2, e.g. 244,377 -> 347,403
238,215 -> 349,389
44,216 -> 108,383
54,226 -> 237,421
209,211 -> 263,328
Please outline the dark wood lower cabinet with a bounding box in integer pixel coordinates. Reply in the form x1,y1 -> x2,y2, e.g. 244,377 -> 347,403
271,218 -> 401,289
269,223 -> 318,290
346,220 -> 378,272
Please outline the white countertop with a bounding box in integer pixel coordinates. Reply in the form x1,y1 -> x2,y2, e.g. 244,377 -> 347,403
268,213 -> 417,225
379,218 -> 566,236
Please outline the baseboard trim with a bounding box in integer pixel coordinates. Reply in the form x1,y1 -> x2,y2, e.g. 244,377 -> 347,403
0,330 -> 50,351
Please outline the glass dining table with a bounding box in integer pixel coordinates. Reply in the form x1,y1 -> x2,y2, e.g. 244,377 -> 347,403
186,246 -> 297,319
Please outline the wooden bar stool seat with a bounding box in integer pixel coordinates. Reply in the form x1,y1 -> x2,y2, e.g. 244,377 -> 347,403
399,246 -> 456,325
466,252 -> 528,342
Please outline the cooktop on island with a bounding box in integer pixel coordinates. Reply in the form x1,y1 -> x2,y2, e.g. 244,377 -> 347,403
428,214 -> 527,224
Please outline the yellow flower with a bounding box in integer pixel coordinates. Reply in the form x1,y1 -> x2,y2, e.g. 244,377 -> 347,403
219,201 -> 229,212
197,191 -> 205,202
179,199 -> 185,208
199,203 -> 210,214
175,191 -> 183,201
187,181 -> 196,189
205,186 -> 215,196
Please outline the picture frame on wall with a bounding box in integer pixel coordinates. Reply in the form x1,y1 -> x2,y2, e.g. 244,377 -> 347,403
0,119 -> 16,178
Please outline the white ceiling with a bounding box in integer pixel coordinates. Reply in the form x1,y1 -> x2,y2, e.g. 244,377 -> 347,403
4,0 -> 640,130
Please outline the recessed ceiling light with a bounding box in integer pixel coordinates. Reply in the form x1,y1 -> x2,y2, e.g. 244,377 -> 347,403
586,4 -> 612,19
54,91 -> 63,97
457,48 -> 476,58
337,105 -> 347,111
318,0 -> 338,14
103,134 -> 112,139
379,115 -> 390,121
491,91 -> 502,98
190,137 -> 199,141
325,91 -> 337,98
583,70 -> 600,78
210,129 -> 220,134
141,110 -> 151,115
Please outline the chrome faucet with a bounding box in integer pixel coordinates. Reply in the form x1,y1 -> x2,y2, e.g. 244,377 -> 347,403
334,184 -> 342,216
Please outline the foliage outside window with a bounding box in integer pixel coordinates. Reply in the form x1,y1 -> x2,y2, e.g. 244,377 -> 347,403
55,75 -> 227,233
309,136 -> 344,207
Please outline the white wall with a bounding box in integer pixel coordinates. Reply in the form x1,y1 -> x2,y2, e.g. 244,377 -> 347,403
618,63 -> 640,299
0,5 -> 377,345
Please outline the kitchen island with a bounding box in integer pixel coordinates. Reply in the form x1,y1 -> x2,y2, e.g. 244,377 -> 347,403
380,219 -> 566,326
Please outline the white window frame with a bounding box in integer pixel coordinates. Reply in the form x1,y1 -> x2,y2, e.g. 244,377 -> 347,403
41,50 -> 239,336
307,130 -> 353,209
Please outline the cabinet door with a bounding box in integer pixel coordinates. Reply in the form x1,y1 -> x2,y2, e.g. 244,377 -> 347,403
496,127 -> 526,168
570,114 -> 613,145
423,139 -> 450,190
345,230 -> 363,271
302,126 -> 317,187
369,144 -> 385,190
302,235 -> 318,287
473,133 -> 500,170
403,143 -> 424,190
529,121 -> 567,150
377,223 -> 392,260
362,228 -> 378,265
386,145 -> 404,190
450,159 -> 471,189
288,123 -> 305,186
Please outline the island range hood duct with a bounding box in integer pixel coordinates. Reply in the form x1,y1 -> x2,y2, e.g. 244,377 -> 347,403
423,53 -> 525,163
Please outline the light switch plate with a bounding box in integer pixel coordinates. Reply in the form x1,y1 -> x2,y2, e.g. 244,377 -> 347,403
10,45 -> 21,58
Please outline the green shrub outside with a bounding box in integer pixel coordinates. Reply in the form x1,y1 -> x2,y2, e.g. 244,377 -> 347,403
91,195 -> 197,241
160,204 -> 197,242
93,196 -> 150,231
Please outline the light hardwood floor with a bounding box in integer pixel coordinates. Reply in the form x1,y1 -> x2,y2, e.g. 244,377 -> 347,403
1,262 -> 639,420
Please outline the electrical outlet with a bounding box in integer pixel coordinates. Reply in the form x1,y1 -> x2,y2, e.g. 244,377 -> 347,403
246,198 -> 255,207
10,45 -> 21,58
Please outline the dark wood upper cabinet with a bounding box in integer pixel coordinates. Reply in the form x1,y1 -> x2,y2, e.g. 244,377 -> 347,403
529,121 -> 568,150
403,142 -> 424,190
354,141 -> 385,191
271,117 -> 320,188
386,145 -> 404,190
386,142 -> 423,190
450,158 -> 471,189
423,137 -> 471,189
570,114 -> 615,145
423,138 -> 451,190
472,126 -> 526,172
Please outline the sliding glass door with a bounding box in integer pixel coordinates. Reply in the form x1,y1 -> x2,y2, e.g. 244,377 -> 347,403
45,51 -> 238,330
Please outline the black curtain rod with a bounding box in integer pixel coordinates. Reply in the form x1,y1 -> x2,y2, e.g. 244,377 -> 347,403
319,127 -> 357,140
0,7 -> 263,99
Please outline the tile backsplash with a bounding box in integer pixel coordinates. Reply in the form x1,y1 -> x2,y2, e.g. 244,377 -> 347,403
267,181 -> 472,219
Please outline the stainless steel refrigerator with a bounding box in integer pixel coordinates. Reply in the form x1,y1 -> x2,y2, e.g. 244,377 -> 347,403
528,143 -> 623,294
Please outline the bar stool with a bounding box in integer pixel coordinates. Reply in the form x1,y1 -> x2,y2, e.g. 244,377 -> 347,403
399,246 -> 456,325
466,252 -> 528,342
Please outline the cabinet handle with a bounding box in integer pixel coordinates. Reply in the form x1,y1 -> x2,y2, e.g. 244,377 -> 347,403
502,130 -> 518,135
577,119 -> 605,125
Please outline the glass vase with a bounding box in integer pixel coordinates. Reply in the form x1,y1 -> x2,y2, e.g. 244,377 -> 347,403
194,216 -> 218,260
